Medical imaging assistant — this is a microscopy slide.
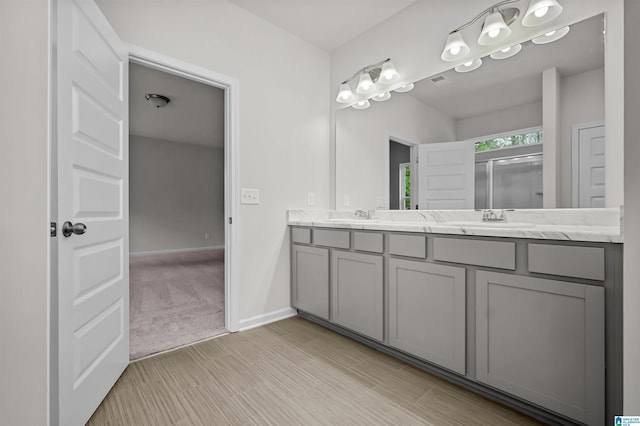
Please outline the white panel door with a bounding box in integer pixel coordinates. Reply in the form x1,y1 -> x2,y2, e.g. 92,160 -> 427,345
574,124 -> 605,208
56,0 -> 129,424
418,141 -> 475,209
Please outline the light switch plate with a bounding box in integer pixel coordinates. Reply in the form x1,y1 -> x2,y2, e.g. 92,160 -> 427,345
241,188 -> 260,205
376,196 -> 385,208
307,192 -> 315,206
343,194 -> 350,207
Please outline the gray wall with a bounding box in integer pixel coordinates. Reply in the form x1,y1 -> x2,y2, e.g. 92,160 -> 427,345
130,135 -> 224,253
559,67 -> 605,207
455,100 -> 543,141
389,141 -> 411,210
624,0 -> 640,412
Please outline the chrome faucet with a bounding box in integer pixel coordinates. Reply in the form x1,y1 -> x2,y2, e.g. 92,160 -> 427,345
482,209 -> 506,222
355,209 -> 373,220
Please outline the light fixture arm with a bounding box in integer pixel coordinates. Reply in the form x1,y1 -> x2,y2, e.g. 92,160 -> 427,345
341,58 -> 392,85
449,0 -> 518,34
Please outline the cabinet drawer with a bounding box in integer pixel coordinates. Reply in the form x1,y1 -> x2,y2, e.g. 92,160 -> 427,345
313,229 -> 350,249
528,244 -> 605,281
353,232 -> 383,253
291,227 -> 311,244
434,238 -> 515,270
389,234 -> 426,258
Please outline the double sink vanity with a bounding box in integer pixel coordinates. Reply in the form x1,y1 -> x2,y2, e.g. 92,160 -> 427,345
288,208 -> 623,426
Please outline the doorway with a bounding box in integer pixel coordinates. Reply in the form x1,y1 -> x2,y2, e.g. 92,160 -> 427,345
128,62 -> 227,359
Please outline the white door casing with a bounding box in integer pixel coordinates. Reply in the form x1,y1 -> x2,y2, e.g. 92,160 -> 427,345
417,141 -> 475,209
56,0 -> 129,424
572,122 -> 605,208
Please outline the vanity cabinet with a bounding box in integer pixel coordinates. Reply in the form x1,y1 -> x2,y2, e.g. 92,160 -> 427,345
388,259 -> 466,374
476,271 -> 604,426
290,226 -> 620,425
331,250 -> 384,341
291,245 -> 329,320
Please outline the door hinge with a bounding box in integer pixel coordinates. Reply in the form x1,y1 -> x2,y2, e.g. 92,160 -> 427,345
228,217 -> 233,225
50,222 -> 57,237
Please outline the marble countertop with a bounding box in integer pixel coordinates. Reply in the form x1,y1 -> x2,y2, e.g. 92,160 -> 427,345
287,208 -> 623,243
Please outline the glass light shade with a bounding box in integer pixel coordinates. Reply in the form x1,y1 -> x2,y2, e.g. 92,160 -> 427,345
380,61 -> 399,82
372,91 -> 391,102
522,0 -> 563,27
454,58 -> 482,73
394,83 -> 414,93
490,43 -> 522,60
356,72 -> 376,94
532,26 -> 569,44
477,11 -> 512,46
352,100 -> 371,110
441,31 -> 470,62
335,83 -> 355,103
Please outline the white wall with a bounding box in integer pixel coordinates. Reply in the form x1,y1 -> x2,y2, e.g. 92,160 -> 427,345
336,93 -> 455,210
624,0 -> 640,413
455,100 -> 542,141
559,67 -> 605,207
330,0 -> 624,208
95,0 -> 330,323
129,136 -> 225,253
0,0 -> 50,425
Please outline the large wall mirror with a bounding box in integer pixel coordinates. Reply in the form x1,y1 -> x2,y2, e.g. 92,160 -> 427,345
336,13 -> 605,210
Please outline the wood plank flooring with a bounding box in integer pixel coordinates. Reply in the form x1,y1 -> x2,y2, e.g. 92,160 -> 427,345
87,316 -> 547,425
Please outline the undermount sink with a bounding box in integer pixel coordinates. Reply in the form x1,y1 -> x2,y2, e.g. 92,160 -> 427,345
444,221 -> 536,229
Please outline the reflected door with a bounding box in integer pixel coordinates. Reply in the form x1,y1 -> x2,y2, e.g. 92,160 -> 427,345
418,141 -> 475,209
573,123 -> 605,208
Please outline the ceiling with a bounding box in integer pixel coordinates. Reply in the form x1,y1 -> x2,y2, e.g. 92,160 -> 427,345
228,0 -> 416,51
409,14 -> 605,120
129,63 -> 225,148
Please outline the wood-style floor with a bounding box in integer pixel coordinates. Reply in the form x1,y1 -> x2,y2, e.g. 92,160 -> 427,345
87,316 -> 546,425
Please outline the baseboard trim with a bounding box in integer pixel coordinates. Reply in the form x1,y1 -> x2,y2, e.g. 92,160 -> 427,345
238,307 -> 297,332
130,246 -> 225,256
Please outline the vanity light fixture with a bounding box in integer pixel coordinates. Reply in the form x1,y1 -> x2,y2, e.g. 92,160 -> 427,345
455,58 -> 483,73
477,9 -> 512,46
394,82 -> 414,93
145,93 -> 171,108
372,92 -> 391,102
356,72 -> 376,94
352,100 -> 371,110
336,83 -> 355,103
440,0 -> 563,62
490,43 -> 522,59
531,26 -> 570,44
441,0 -> 521,61
335,58 -> 403,108
522,0 -> 563,27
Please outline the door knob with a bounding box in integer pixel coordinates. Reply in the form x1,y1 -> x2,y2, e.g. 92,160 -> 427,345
62,221 -> 87,237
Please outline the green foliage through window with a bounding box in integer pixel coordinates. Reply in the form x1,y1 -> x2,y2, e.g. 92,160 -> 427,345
474,130 -> 543,152
405,166 -> 410,197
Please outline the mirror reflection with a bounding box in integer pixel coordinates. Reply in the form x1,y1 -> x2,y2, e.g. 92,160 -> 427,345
336,14 -> 604,210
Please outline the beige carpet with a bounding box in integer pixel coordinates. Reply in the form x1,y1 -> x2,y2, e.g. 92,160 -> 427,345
129,249 -> 226,360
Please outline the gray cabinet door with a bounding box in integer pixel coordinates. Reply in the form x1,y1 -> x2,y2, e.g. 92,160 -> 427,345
476,271 -> 604,426
291,245 -> 329,320
388,259 -> 466,374
331,251 -> 383,341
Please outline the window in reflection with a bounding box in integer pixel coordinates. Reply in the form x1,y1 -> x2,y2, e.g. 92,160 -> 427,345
474,130 -> 543,152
